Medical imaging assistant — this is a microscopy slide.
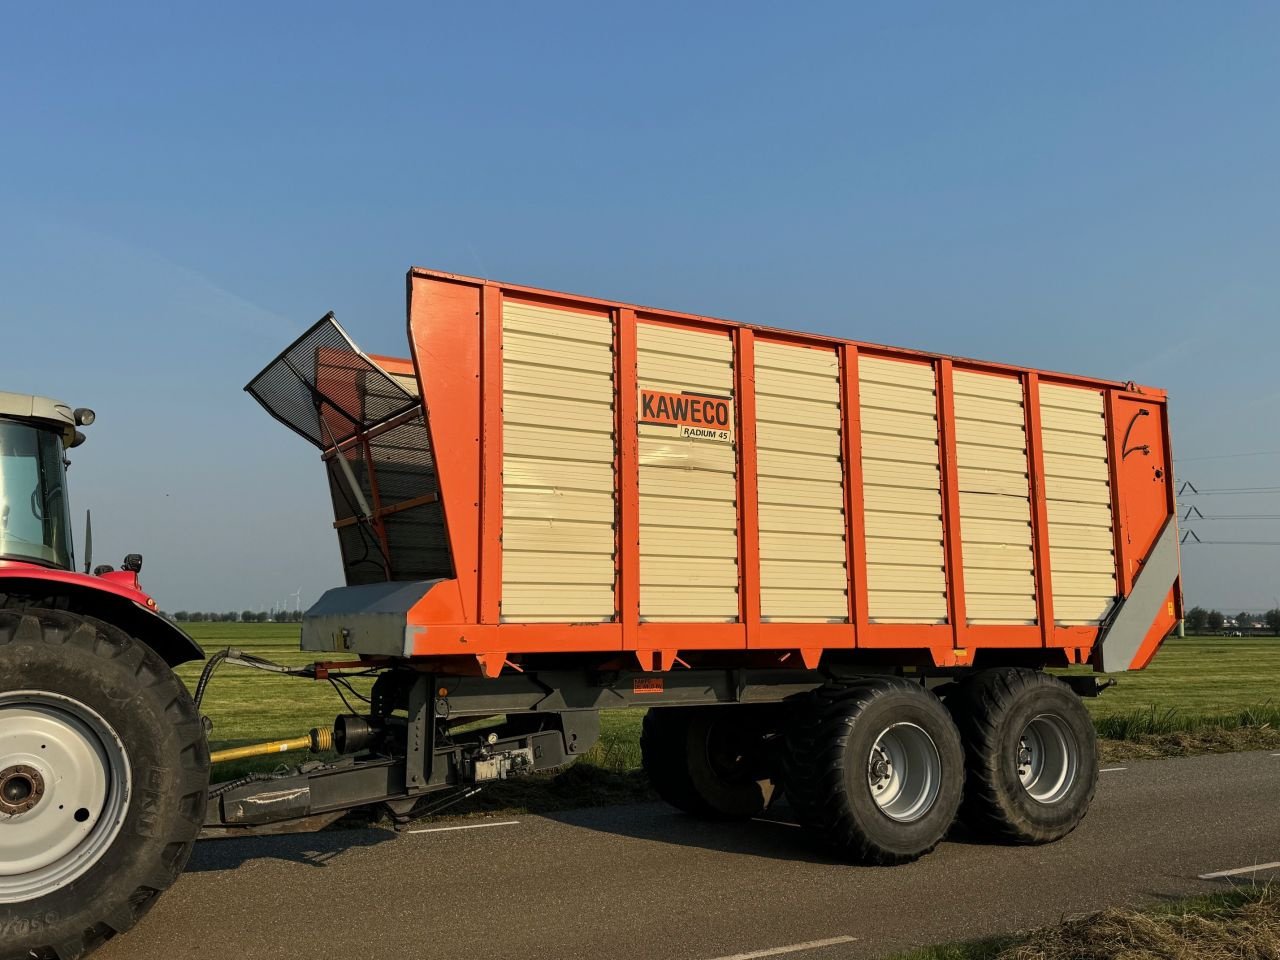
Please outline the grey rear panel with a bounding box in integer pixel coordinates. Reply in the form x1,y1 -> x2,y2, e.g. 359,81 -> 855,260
1094,518 -> 1180,673
302,580 -> 444,656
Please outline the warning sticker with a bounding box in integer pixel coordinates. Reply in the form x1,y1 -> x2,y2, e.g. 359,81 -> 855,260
633,678 -> 664,695
639,389 -> 733,443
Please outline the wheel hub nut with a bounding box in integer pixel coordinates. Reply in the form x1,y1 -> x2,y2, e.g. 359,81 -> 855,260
0,764 -> 45,815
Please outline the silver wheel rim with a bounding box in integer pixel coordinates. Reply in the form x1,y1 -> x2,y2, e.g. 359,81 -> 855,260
867,722 -> 941,823
0,690 -> 131,903
1017,713 -> 1078,805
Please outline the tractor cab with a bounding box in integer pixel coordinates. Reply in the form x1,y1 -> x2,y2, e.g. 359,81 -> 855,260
0,391 -> 92,571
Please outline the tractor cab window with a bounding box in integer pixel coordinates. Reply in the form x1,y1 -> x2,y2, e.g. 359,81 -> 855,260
0,420 -> 73,569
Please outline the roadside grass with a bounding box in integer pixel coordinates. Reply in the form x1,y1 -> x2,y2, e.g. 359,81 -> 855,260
893,883 -> 1277,960
185,625 -> 1278,798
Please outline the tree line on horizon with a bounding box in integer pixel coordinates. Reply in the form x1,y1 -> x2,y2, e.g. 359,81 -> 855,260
1184,606 -> 1280,635
166,610 -> 304,623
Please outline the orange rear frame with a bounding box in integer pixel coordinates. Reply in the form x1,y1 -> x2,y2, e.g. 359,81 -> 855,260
393,268 -> 1180,677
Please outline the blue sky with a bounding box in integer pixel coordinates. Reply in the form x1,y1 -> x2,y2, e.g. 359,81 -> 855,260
2,2 -> 1278,613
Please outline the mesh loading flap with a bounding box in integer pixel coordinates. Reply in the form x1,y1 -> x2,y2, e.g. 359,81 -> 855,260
245,313 -> 419,449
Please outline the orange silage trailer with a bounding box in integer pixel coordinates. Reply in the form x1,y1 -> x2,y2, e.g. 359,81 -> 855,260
4,267 -> 1188,960
233,266 -> 1182,864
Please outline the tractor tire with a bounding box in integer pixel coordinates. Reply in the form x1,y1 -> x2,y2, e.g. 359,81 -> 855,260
0,609 -> 209,960
783,679 -> 964,865
640,706 -> 776,820
946,668 -> 1097,845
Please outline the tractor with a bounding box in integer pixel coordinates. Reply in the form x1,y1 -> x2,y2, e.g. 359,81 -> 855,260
0,392 -> 208,960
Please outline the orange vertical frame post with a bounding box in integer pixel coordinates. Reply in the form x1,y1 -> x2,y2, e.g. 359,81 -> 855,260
736,328 -> 762,648
1104,390 -> 1134,596
936,359 -> 968,651
616,308 -> 640,650
478,284 -> 504,624
840,344 -> 866,645
1024,373 -> 1056,646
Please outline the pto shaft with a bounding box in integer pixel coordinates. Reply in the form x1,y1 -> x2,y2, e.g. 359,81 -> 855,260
209,727 -> 333,765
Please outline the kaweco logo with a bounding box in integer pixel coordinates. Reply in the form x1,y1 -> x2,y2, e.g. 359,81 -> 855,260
639,389 -> 733,442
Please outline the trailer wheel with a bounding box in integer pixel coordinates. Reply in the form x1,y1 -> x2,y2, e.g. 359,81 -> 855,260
783,679 -> 963,865
0,609 -> 209,960
641,706 -> 775,820
947,668 -> 1097,844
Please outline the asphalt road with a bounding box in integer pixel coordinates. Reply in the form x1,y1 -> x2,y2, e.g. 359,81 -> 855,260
99,750 -> 1279,960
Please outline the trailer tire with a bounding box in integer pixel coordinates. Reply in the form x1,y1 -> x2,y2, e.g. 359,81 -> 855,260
641,706 -> 775,820
783,679 -> 963,865
0,609 -> 209,960
947,668 -> 1097,844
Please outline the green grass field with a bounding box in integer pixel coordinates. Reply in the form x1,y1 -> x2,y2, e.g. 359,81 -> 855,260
184,624 -> 1278,775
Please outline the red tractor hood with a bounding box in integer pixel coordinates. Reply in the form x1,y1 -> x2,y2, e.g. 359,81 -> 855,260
0,560 -> 203,665
0,560 -> 156,608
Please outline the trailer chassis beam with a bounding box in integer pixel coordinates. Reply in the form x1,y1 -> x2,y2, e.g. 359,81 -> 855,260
201,665 -> 929,835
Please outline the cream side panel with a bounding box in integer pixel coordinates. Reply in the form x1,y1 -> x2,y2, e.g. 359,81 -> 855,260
757,475 -> 844,508
859,381 -> 938,415
640,527 -> 738,555
864,460 -> 942,490
860,356 -> 937,390
952,370 -> 1036,625
389,372 -> 420,396
963,543 -> 1036,571
862,486 -> 944,516
756,341 -> 849,621
505,392 -> 614,433
952,371 -> 1023,402
504,302 -> 614,343
638,324 -> 738,621
860,435 -> 942,466
505,518 -> 615,555
761,531 -> 848,561
501,303 -> 616,622
757,448 -> 843,481
753,394 -> 841,427
859,357 -> 947,623
956,466 -> 1030,497
1040,383 -> 1105,413
755,367 -> 840,404
1039,383 -> 1117,625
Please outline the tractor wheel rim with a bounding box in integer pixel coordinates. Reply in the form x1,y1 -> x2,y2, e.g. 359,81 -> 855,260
1017,713 -> 1077,805
866,722 -> 941,823
0,690 -> 131,903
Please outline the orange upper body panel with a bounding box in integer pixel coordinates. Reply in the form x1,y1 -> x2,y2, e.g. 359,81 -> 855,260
368,268 -> 1179,676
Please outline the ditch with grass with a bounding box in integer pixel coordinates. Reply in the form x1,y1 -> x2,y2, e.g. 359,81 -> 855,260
184,625 -> 1279,813
892,883 -> 1277,960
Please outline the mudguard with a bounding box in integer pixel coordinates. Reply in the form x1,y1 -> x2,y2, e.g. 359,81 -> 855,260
0,563 -> 204,666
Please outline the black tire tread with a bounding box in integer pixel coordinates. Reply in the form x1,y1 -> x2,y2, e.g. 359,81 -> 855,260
947,667 -> 1097,845
640,707 -> 715,817
640,706 -> 774,820
782,678 -> 963,865
0,608 -> 209,960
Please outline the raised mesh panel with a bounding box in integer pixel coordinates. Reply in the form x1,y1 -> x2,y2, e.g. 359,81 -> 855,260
248,314 -> 451,587
246,313 -> 419,448
324,417 -> 451,585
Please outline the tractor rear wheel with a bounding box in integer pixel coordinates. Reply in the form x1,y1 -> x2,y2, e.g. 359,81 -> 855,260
783,679 -> 964,865
641,706 -> 776,819
946,668 -> 1097,844
0,609 -> 209,960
